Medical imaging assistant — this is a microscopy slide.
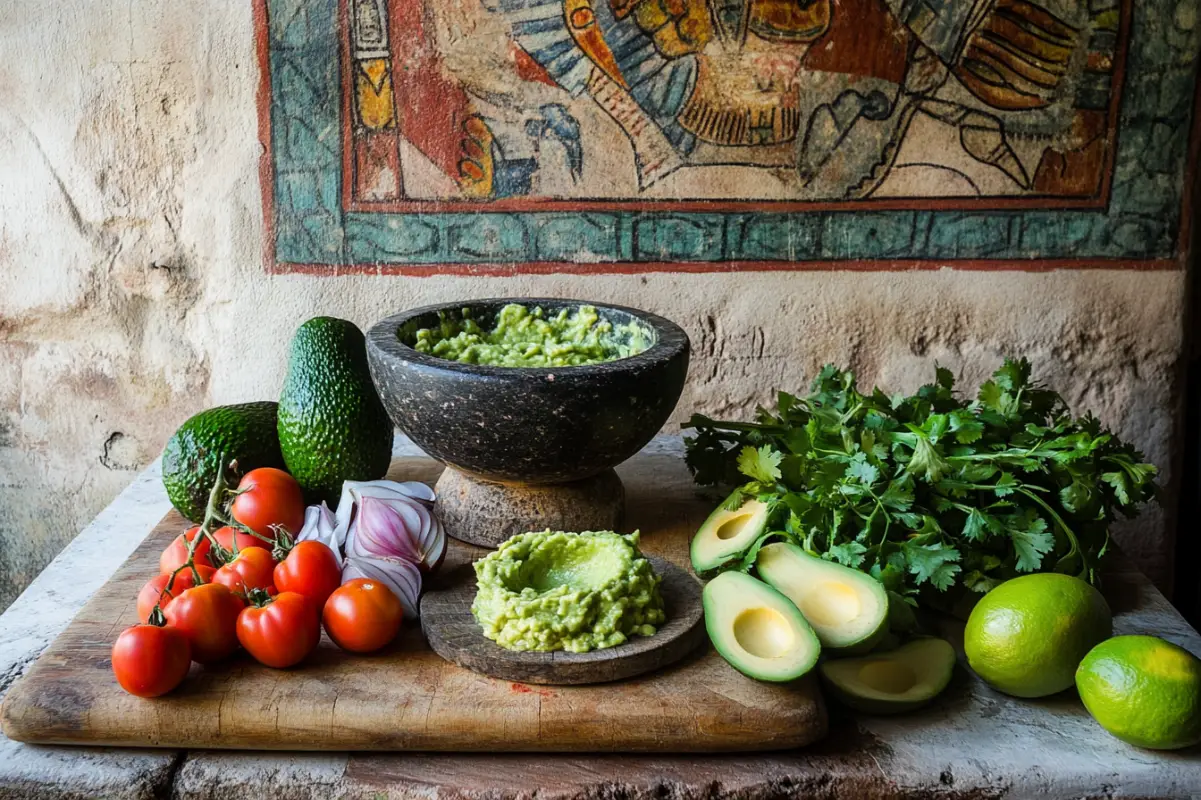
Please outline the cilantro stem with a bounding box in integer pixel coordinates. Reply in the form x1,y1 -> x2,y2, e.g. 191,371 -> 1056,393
1015,487 -> 1088,578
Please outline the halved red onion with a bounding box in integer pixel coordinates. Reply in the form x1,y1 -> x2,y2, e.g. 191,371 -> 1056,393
334,480 -> 446,574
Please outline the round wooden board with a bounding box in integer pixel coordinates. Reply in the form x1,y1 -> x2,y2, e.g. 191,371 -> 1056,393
420,556 -> 706,685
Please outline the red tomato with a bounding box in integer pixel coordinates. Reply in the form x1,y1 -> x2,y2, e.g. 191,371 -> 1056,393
274,541 -> 342,610
136,565 -> 216,622
236,591 -> 320,669
213,547 -> 277,597
211,525 -> 272,559
160,527 -> 213,574
231,468 -> 305,537
111,624 -> 192,698
322,578 -> 403,654
163,583 -> 245,664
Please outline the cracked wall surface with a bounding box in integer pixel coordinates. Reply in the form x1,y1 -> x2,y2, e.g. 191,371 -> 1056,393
0,0 -> 1191,610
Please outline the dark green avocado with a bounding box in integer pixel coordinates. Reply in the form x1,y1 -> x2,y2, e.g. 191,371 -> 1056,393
161,401 -> 284,522
277,317 -> 393,505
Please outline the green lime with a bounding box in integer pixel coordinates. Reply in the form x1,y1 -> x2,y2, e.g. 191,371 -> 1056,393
1076,635 -> 1201,750
964,573 -> 1111,698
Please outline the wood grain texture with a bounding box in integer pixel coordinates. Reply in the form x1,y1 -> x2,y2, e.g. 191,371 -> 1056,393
421,556 -> 705,685
0,454 -> 826,752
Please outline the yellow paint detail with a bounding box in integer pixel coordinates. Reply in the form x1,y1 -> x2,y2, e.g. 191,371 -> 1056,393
800,581 -> 862,627
458,115 -> 494,198
355,58 -> 395,130
733,607 -> 795,659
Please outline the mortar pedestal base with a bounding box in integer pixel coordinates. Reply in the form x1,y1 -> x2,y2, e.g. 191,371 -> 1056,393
433,467 -> 625,548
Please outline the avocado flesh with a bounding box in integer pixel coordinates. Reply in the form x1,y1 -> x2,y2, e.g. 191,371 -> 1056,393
756,542 -> 888,653
278,317 -> 393,506
690,496 -> 770,574
161,401 -> 285,522
819,637 -> 956,714
703,571 -> 821,682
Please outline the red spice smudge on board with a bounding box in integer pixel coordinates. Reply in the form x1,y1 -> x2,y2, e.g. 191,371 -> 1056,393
511,683 -> 556,697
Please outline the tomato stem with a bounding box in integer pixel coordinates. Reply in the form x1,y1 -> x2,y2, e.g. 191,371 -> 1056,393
246,587 -> 274,608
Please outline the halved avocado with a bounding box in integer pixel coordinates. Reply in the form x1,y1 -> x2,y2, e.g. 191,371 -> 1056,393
819,637 -> 956,714
756,542 -> 888,653
690,495 -> 770,574
703,571 -> 821,682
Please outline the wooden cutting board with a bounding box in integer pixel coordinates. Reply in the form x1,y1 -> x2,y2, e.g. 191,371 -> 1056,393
0,453 -> 826,752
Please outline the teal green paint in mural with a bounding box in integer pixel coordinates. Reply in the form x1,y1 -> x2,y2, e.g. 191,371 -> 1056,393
263,0 -> 1201,269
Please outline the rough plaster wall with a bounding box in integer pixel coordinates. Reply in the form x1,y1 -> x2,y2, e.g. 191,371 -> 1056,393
0,1 -> 1186,611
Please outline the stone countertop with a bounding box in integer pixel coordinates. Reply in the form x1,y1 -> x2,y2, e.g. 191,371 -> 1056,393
1,437 -> 1199,799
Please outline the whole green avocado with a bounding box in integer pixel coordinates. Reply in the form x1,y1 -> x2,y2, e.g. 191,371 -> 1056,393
277,317 -> 393,505
161,402 -> 285,522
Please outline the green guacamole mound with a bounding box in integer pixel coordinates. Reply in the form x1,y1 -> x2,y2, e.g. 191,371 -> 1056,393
471,529 -> 666,653
410,304 -> 651,367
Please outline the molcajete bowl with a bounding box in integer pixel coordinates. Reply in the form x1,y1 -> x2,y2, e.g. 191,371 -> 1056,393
365,298 -> 690,485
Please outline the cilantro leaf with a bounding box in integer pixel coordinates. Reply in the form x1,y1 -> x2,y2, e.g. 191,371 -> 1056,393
1010,512 -> 1054,572
905,435 -> 950,483
902,536 -> 961,591
845,453 -> 880,486
993,472 -> 1018,497
962,507 -> 1001,541
880,477 -> 915,511
827,541 -> 868,568
737,445 -> 783,484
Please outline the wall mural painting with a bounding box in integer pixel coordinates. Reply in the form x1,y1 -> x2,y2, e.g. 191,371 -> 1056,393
259,0 -> 1200,271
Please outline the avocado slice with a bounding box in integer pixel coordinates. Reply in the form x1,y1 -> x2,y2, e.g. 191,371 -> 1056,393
756,542 -> 888,653
278,317 -> 394,505
703,571 -> 821,682
819,637 -> 956,714
161,401 -> 285,522
690,495 -> 770,574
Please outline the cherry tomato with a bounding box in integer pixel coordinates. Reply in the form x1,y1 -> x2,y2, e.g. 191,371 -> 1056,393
236,591 -> 320,669
111,623 -> 192,697
322,578 -> 403,654
213,546 -> 277,597
274,541 -> 342,610
136,565 -> 216,622
211,525 -> 272,559
160,527 -> 213,574
163,583 -> 245,664
231,468 -> 305,537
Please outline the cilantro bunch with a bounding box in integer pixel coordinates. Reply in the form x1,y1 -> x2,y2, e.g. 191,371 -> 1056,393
684,360 -> 1158,605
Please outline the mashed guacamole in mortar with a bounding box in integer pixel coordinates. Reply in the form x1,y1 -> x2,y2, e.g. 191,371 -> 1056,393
471,529 -> 666,653
411,304 -> 651,367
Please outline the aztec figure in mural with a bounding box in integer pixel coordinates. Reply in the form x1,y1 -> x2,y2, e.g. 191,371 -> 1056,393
345,0 -> 1122,203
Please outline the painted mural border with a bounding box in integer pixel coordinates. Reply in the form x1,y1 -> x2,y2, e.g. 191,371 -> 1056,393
256,0 -> 1201,273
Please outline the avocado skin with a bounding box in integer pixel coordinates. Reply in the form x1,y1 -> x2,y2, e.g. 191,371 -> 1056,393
161,401 -> 285,522
278,317 -> 393,506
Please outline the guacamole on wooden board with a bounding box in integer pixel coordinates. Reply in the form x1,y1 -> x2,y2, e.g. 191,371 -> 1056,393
411,304 -> 651,367
471,529 -> 666,653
